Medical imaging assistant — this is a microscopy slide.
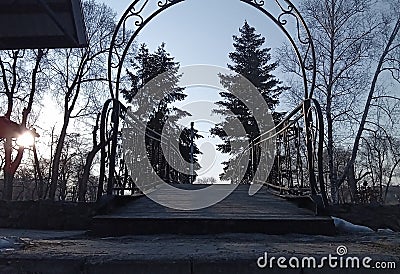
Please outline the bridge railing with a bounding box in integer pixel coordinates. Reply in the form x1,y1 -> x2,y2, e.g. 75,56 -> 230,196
97,99 -> 189,199
97,98 -> 328,207
97,99 -> 128,199
233,98 -> 328,207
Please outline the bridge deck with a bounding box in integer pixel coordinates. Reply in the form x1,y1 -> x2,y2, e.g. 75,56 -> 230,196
92,184 -> 335,236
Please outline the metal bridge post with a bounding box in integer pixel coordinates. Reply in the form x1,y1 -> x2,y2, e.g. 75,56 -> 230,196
303,99 -> 318,196
106,102 -> 121,195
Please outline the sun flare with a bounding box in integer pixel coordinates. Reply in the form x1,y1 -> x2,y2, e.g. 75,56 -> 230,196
16,131 -> 35,147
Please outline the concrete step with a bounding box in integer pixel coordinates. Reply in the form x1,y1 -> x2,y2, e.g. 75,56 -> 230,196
91,184 -> 335,236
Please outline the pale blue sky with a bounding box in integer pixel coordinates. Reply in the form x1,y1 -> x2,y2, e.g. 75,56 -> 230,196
100,0 -> 294,66
97,0 -> 298,182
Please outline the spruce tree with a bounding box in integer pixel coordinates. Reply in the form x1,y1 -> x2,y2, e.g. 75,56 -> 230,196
211,21 -> 287,183
122,43 -> 201,184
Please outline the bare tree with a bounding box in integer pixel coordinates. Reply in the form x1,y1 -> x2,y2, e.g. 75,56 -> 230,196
279,0 -> 381,203
0,49 -> 46,200
358,132 -> 400,203
337,0 -> 400,194
47,0 -> 117,200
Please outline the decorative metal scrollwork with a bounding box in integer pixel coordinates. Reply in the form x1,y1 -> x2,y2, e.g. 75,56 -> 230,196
130,0 -> 147,26
108,0 -> 316,100
158,0 -> 178,7
108,0 -> 185,101
274,0 -> 291,11
252,0 -> 265,6
241,0 -> 316,99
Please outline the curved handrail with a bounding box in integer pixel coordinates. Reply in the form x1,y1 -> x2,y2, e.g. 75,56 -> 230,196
231,98 -> 328,206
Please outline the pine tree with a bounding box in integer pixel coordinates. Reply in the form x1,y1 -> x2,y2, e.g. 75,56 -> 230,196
122,43 -> 202,184
211,21 -> 287,183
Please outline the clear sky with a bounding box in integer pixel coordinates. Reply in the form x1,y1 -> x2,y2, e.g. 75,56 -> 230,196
93,0 -> 298,182
100,0 -> 293,65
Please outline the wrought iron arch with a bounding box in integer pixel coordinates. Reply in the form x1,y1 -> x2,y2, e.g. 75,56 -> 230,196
107,0 -> 316,101
99,0 -> 328,207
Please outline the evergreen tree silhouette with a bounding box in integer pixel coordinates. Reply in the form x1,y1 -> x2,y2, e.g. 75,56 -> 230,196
122,43 -> 201,185
211,21 -> 287,184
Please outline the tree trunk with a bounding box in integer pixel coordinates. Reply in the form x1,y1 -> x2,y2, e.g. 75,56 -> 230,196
48,119 -> 69,200
3,170 -> 14,200
2,136 -> 23,200
348,164 -> 357,202
327,106 -> 338,203
78,146 -> 101,201
33,144 -> 45,199
2,137 -> 14,200
327,0 -> 338,204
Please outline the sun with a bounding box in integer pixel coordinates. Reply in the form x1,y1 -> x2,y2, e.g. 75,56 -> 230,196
16,131 -> 36,148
